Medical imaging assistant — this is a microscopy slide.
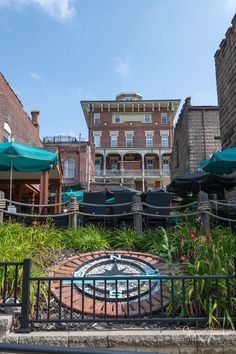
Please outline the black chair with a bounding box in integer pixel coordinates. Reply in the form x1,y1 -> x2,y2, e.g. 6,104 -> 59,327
144,191 -> 171,228
112,191 -> 136,227
82,192 -> 107,226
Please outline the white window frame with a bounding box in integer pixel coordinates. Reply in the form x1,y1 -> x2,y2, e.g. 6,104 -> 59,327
110,132 -> 118,147
146,159 -> 154,170
162,160 -> 170,174
3,122 -> 11,142
161,113 -> 168,125
113,114 -> 121,123
62,159 -> 75,179
125,131 -> 134,148
94,113 -> 100,125
144,114 -> 152,123
93,131 -> 101,147
161,134 -> 169,147
145,131 -> 154,147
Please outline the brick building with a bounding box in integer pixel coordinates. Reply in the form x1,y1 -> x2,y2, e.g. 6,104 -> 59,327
170,97 -> 221,178
0,73 -> 63,208
0,73 -> 42,147
43,136 -> 95,189
215,14 -> 236,150
81,93 -> 180,191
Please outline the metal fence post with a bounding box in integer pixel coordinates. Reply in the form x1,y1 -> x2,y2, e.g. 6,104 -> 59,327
132,195 -> 143,234
18,258 -> 32,333
198,191 -> 210,232
68,196 -> 78,228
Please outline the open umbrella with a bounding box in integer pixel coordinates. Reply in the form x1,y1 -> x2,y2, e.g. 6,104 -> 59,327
167,171 -> 236,195
200,147 -> 236,174
0,141 -> 57,203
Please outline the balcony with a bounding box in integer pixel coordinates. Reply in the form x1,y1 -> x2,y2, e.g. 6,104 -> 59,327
95,169 -> 164,178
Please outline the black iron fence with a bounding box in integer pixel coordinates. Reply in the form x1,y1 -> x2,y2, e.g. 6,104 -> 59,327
1,258 -> 236,331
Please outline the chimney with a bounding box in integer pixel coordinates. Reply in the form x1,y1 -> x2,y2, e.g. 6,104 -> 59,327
31,110 -> 40,129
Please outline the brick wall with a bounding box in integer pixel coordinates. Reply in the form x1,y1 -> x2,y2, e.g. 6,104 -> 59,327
170,97 -> 221,178
89,109 -> 175,148
44,140 -> 95,186
0,73 -> 43,147
215,14 -> 236,149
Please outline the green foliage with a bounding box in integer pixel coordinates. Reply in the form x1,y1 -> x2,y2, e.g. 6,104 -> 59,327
62,225 -> 110,252
0,221 -> 236,328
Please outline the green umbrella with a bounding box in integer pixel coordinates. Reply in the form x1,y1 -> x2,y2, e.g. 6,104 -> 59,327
0,141 -> 57,202
200,147 -> 236,175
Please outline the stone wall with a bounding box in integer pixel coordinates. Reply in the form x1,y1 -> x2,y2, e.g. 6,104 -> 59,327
215,14 -> 236,150
170,97 -> 221,178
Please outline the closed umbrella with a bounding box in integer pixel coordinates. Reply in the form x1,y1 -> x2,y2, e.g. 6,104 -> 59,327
167,171 -> 236,195
200,147 -> 236,174
0,141 -> 57,203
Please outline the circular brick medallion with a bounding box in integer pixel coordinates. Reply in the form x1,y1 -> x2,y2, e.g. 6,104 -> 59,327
50,251 -> 170,317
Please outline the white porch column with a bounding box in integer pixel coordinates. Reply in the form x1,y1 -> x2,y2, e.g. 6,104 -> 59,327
120,153 -> 124,185
103,151 -> 106,183
159,151 -> 163,188
142,154 -> 145,192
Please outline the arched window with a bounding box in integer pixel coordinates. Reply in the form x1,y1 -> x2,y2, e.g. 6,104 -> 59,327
62,159 -> 75,179
3,122 -> 11,142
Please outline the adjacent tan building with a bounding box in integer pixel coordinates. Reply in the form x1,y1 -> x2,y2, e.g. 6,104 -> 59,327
170,97 -> 221,178
215,14 -> 236,150
81,93 -> 180,191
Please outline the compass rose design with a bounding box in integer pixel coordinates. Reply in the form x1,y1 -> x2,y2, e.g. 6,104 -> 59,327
50,251 -> 170,317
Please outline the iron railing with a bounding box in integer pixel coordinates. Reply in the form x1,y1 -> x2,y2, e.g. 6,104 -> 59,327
1,258 -> 236,332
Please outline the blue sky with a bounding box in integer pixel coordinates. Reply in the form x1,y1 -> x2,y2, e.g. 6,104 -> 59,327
0,0 -> 235,140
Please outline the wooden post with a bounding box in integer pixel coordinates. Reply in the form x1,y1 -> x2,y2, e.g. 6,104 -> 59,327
68,196 -> 78,228
39,171 -> 49,214
198,191 -> 210,232
132,195 -> 143,234
0,191 -> 5,224
54,183 -> 62,213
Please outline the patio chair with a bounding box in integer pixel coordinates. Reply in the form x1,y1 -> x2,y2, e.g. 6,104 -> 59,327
112,191 -> 136,227
81,191 -> 108,226
144,191 -> 171,228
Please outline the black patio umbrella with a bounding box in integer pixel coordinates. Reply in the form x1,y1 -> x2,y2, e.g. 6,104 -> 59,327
167,171 -> 236,195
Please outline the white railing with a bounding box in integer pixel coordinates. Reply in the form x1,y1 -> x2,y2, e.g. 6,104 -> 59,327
95,169 -> 165,178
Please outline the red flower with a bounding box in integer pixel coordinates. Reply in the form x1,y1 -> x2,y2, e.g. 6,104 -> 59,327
188,231 -> 199,240
206,234 -> 212,243
179,255 -> 189,263
32,220 -> 40,226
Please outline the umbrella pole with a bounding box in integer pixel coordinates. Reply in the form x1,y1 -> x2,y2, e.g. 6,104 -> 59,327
9,153 -> 13,205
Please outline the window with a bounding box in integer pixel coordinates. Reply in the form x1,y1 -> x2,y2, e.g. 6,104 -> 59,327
93,133 -> 101,147
114,114 -> 121,123
110,133 -> 118,147
126,133 -> 133,148
161,134 -> 169,147
95,159 -> 101,174
161,113 -> 168,125
94,113 -> 100,125
3,122 -> 11,142
146,160 -> 154,170
144,114 -> 152,123
111,161 -> 118,171
162,160 -> 170,175
146,133 -> 153,147
62,160 -> 75,179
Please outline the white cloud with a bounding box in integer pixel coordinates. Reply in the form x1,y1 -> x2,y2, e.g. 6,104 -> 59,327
0,0 -> 76,21
224,0 -> 236,12
30,72 -> 45,82
114,57 -> 131,77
